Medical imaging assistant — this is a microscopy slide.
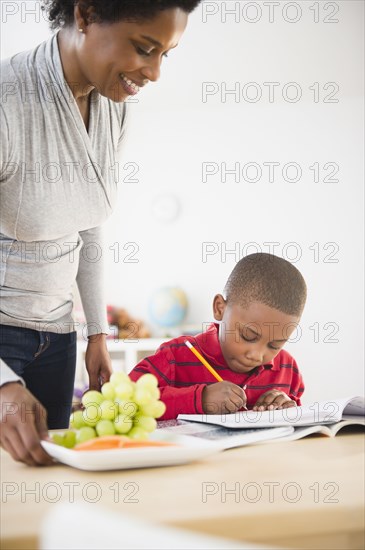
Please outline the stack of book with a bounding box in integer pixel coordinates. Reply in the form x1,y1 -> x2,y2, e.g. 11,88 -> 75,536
157,396 -> 365,450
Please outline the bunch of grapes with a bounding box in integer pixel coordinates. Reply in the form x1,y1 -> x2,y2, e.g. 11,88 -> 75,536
52,373 -> 166,448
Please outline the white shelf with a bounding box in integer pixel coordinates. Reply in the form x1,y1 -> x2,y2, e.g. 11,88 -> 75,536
104,338 -> 166,351
75,338 -> 166,385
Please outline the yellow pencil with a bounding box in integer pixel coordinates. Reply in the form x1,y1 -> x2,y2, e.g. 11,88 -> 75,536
185,341 -> 248,410
185,340 -> 223,382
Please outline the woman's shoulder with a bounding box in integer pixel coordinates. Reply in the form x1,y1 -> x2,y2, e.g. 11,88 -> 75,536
0,54 -> 17,82
0,55 -> 23,113
1,43 -> 39,80
0,42 -> 46,111
0,51 -> 31,115
0,35 -> 54,85
0,38 -> 53,115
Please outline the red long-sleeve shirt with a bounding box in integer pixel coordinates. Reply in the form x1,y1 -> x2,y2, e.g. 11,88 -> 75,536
129,323 -> 304,420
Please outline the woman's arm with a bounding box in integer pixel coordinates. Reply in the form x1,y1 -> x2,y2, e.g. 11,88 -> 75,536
76,225 -> 109,336
76,226 -> 112,389
0,359 -> 25,387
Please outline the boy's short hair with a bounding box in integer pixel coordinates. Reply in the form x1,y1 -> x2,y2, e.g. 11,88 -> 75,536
224,253 -> 307,316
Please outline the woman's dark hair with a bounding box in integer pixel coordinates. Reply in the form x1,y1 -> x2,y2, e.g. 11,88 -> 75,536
42,0 -> 202,30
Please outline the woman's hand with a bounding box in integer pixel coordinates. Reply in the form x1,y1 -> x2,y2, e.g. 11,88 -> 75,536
85,334 -> 112,391
0,382 -> 54,466
252,390 -> 297,411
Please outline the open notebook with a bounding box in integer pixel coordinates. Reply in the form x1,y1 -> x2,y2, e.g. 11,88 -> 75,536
177,396 -> 365,442
157,421 -> 294,450
265,415 -> 365,442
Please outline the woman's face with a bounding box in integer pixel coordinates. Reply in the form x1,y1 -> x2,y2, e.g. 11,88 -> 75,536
74,8 -> 189,102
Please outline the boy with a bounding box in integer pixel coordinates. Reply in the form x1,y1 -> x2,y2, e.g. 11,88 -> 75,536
129,253 -> 306,420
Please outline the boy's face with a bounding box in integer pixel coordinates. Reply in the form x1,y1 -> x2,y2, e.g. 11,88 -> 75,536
213,296 -> 300,374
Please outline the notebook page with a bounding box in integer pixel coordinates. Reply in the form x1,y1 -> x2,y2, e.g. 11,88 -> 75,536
343,396 -> 365,415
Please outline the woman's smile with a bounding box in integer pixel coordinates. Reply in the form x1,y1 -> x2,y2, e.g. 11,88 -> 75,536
119,73 -> 144,95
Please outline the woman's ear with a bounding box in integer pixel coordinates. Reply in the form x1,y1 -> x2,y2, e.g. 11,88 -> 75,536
213,294 -> 227,321
74,2 -> 97,28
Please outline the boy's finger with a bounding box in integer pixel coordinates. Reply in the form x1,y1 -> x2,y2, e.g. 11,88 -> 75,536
229,387 -> 245,405
225,394 -> 244,413
281,400 -> 297,409
231,385 -> 245,400
272,394 -> 291,406
252,392 -> 280,410
224,401 -> 239,413
253,393 -> 274,408
267,395 -> 296,410
266,395 -> 286,409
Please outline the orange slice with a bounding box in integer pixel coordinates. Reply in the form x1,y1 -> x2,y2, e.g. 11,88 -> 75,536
74,435 -> 177,451
74,435 -> 129,451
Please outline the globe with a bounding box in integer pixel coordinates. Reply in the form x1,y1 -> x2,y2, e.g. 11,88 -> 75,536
148,287 -> 188,328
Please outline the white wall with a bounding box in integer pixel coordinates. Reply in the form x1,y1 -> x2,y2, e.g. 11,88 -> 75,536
1,1 -> 364,403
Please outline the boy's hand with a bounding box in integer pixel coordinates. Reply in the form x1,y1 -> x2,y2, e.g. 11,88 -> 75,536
202,382 -> 247,414
252,390 -> 296,411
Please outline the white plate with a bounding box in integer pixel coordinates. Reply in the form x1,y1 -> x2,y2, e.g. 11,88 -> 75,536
41,431 -> 220,471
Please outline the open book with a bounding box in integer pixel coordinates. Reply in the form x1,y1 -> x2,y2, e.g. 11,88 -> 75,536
157,420 -> 295,450
267,415 -> 365,442
177,396 -> 365,439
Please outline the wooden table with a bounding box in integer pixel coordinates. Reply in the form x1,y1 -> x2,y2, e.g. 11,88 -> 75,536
1,432 -> 364,550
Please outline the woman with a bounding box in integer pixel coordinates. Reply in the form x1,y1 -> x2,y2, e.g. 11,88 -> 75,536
0,0 -> 201,465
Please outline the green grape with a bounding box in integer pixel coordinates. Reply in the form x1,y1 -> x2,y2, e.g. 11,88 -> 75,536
101,382 -> 115,401
134,415 -> 157,433
139,400 -> 166,419
114,397 -> 128,411
62,430 -> 76,449
114,382 -> 134,399
128,427 -> 149,440
67,373 -> 162,444
51,433 -> 65,446
138,400 -> 158,417
76,426 -> 96,445
121,400 -> 138,419
110,372 -> 129,386
82,403 -> 102,426
81,390 -> 103,407
114,398 -> 138,417
149,386 -> 160,400
69,410 -> 85,430
136,373 -> 158,389
100,400 -> 118,420
96,419 -> 116,437
134,387 -> 152,407
151,400 -> 166,419
114,414 -> 133,434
